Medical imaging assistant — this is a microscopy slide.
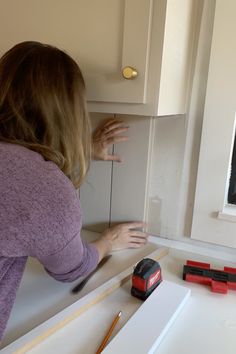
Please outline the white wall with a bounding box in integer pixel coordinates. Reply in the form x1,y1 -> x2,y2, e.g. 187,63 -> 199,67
147,0 -> 216,242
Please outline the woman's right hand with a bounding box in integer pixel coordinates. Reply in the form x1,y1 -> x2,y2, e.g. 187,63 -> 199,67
91,222 -> 149,262
101,222 -> 149,251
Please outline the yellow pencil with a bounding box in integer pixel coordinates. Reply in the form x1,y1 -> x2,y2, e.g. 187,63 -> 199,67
96,311 -> 122,354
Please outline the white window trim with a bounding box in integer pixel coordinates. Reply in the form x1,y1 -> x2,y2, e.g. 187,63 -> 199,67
218,204 -> 236,222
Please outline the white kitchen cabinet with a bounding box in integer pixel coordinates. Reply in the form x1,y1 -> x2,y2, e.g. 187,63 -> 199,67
88,0 -> 197,116
191,0 -> 236,248
0,0 -> 196,116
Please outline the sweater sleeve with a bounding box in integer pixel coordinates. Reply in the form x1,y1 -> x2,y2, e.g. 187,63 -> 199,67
22,159 -> 100,281
29,165 -> 100,282
38,237 -> 99,282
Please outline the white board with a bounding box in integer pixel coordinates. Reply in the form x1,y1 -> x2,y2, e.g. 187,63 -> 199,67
103,280 -> 191,354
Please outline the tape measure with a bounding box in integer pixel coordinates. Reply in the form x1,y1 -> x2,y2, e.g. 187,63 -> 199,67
131,258 -> 162,300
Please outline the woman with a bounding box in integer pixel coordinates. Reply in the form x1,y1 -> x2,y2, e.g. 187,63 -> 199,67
0,41 -> 148,340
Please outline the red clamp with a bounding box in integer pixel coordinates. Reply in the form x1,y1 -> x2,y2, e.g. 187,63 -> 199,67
183,260 -> 236,294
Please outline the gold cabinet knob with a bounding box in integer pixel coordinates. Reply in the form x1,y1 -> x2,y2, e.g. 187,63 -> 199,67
122,66 -> 138,79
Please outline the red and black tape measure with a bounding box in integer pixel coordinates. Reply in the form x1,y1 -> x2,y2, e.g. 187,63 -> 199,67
131,258 -> 162,300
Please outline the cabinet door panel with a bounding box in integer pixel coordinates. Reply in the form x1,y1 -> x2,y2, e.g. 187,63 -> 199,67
110,115 -> 154,223
79,113 -> 112,232
0,0 -> 152,104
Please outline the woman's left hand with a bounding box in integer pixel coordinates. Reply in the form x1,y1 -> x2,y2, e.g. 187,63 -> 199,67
92,118 -> 129,162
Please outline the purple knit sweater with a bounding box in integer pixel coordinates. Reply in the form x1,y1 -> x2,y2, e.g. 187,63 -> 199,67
0,142 -> 99,340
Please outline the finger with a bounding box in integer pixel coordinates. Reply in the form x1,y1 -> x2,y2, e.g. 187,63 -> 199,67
94,133 -> 129,144
94,119 -> 123,136
129,231 -> 149,238
104,123 -> 129,134
103,127 -> 129,138
102,118 -> 120,128
120,222 -> 147,231
128,242 -> 144,249
106,136 -> 129,145
94,136 -> 128,146
93,131 -> 128,144
129,236 -> 148,244
102,119 -> 124,130
98,121 -> 128,135
94,126 -> 129,142
105,154 -> 122,162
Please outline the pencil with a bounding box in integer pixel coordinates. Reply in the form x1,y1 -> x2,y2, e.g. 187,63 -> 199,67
96,311 -> 122,354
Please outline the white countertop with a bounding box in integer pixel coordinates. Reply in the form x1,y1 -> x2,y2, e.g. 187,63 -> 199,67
153,248 -> 236,354
2,233 -> 236,354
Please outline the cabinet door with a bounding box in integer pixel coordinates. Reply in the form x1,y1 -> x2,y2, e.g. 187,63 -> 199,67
191,0 -> 236,248
79,113 -> 112,232
0,0 -> 152,104
110,115 -> 154,224
89,0 -> 196,116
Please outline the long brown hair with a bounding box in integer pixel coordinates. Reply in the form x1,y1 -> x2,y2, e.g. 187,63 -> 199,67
0,41 -> 91,188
